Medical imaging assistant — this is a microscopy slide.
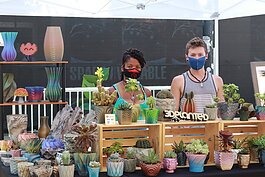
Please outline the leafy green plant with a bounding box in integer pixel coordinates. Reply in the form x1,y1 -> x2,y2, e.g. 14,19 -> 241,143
25,138 -> 42,154
135,140 -> 152,148
238,147 -> 249,154
103,142 -> 124,156
108,153 -> 123,162
125,147 -> 137,159
146,96 -> 156,109
251,135 -> 265,150
217,130 -> 234,152
164,151 -> 177,158
61,151 -> 71,165
141,150 -> 160,164
223,83 -> 245,104
186,139 -> 209,154
232,137 -> 248,149
171,140 -> 186,153
238,103 -> 255,115
247,137 -> 259,149
255,93 -> 265,106
205,97 -> 220,108
117,102 -> 132,110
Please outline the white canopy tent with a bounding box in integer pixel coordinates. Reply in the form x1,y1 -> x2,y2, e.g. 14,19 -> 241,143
1,0 -> 265,75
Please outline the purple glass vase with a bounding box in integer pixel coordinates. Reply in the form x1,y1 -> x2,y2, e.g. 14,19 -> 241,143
1,32 -> 18,61
25,86 -> 44,102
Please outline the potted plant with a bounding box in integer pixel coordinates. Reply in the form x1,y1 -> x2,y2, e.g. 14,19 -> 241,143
255,93 -> 265,120
116,101 -> 133,125
204,97 -> 220,120
87,161 -> 101,177
139,150 -> 161,177
163,150 -> 177,173
237,148 -> 250,168
73,124 -> 98,176
214,130 -> 234,170
103,142 -> 124,157
252,135 -> 265,166
133,139 -> 153,165
92,67 -> 117,123
24,138 -> 42,162
218,83 -> 245,120
58,151 -> 74,177
185,139 -> 209,172
155,90 -> 175,121
238,102 -> 255,121
247,136 -> 260,162
144,96 -> 159,124
10,141 -> 21,157
107,153 -> 124,177
171,140 -> 187,166
231,137 -> 247,164
124,147 -> 137,172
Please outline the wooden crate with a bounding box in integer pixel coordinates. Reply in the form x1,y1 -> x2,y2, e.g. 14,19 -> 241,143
161,121 -> 220,164
98,123 -> 162,171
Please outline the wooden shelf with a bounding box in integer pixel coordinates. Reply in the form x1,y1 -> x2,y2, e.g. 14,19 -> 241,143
0,101 -> 68,106
0,61 -> 68,65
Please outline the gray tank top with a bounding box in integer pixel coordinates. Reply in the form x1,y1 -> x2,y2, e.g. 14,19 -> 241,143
180,71 -> 217,113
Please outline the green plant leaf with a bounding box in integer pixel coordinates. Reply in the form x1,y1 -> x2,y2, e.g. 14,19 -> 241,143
102,67 -> 110,81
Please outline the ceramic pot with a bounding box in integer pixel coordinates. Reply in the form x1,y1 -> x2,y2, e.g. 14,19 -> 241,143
186,152 -> 206,172
6,114 -> 28,143
107,160 -> 124,177
117,109 -> 132,125
93,105 -> 114,124
38,116 -> 50,138
237,154 -> 250,168
87,166 -> 100,177
214,151 -> 234,170
163,158 -> 177,173
140,162 -> 161,177
58,164 -> 74,177
124,158 -> 137,173
17,162 -> 34,177
218,102 -> 239,120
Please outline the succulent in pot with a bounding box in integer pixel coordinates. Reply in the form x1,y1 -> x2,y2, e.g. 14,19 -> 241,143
171,140 -> 187,166
107,153 -> 124,177
103,142 -> 124,157
238,102 -> 255,121
140,150 -> 161,177
231,137 -> 247,164
255,93 -> 265,120
124,147 -> 137,172
87,161 -> 101,177
144,96 -> 159,124
204,97 -> 220,120
163,151 -> 177,173
133,139 -> 154,165
58,151 -> 75,177
116,101 -> 133,125
24,138 -> 42,162
237,148 -> 250,168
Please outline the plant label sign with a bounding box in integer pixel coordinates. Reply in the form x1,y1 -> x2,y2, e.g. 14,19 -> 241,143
164,110 -> 209,122
105,114 -> 116,125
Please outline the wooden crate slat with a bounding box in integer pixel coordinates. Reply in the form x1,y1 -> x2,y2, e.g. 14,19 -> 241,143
232,134 -> 258,140
165,127 -> 205,135
103,138 -> 149,147
165,135 -> 205,144
224,127 -> 258,133
103,129 -> 149,138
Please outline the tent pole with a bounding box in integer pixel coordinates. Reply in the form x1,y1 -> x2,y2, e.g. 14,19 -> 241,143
213,18 -> 219,76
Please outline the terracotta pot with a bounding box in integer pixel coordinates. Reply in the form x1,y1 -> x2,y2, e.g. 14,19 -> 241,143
214,151 -> 234,170
163,158 -> 177,173
237,154 -> 250,168
140,162 -> 161,177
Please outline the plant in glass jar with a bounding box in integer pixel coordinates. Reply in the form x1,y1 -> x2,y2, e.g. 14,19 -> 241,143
144,96 -> 159,124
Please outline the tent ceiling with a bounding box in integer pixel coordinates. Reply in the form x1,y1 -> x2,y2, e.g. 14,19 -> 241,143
0,0 -> 265,20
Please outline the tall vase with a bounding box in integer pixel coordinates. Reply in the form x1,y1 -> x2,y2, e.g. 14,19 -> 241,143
45,67 -> 62,102
44,26 -> 64,61
3,73 -> 17,102
38,116 -> 50,139
6,114 -> 28,143
1,32 -> 18,61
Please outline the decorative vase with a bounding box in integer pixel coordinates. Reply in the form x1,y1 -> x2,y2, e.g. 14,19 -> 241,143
214,151 -> 234,170
124,158 -> 137,173
3,73 -> 17,102
186,153 -> 206,173
144,108 -> 159,124
107,160 -> 124,177
93,105 -> 114,124
163,158 -> 177,173
38,116 -> 50,139
139,162 -> 161,177
256,106 -> 265,120
45,67 -> 62,102
74,153 -> 90,176
25,86 -> 44,102
177,151 -> 187,166
237,154 -> 250,168
182,92 -> 195,113
17,162 -> 34,177
44,26 -> 64,61
117,109 -> 132,125
58,164 -> 75,177
1,32 -> 18,61
204,107 -> 218,120
6,114 -> 28,143
87,166 -> 100,177
10,157 -> 28,174
218,102 -> 239,120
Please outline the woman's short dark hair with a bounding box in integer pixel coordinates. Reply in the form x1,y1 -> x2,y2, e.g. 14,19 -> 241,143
122,48 -> 146,68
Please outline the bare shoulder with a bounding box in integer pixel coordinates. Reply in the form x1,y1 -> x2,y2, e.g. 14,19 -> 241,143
212,75 -> 224,85
171,74 -> 184,87
108,86 -> 116,94
144,87 -> 152,97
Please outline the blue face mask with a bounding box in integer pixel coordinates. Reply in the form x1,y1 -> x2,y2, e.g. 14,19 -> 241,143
188,56 -> 206,70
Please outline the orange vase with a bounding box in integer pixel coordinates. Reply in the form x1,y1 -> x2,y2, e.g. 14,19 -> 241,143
38,116 -> 50,138
182,91 -> 195,113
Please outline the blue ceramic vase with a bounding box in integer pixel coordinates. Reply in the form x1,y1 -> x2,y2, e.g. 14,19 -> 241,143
1,32 -> 18,61
87,166 -> 100,177
45,67 -> 62,102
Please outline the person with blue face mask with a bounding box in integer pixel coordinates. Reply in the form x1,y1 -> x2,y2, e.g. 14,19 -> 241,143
171,37 -> 224,113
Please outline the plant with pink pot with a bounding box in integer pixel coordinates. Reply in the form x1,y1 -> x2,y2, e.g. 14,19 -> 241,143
163,151 -> 177,173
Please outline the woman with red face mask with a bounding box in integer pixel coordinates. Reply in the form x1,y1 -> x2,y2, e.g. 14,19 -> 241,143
109,48 -> 151,120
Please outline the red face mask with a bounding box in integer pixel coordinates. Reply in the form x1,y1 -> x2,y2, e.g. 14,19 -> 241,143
123,68 -> 142,79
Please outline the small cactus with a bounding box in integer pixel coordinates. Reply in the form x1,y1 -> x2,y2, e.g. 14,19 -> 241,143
61,151 -> 71,165
135,140 -> 152,148
164,151 -> 177,158
117,102 -> 132,110
108,153 -> 123,162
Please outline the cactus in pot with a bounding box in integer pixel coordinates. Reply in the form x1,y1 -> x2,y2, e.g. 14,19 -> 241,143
156,90 -> 175,120
59,151 -> 74,177
163,151 -> 177,173
107,153 -> 124,177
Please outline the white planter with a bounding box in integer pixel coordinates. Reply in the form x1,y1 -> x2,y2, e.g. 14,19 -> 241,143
59,164 -> 75,177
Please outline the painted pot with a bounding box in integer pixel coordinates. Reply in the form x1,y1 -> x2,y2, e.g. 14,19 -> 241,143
214,151 -> 234,170
140,162 -> 161,177
17,162 -> 34,177
256,106 -> 265,120
186,152 -> 206,173
163,158 -> 177,173
237,154 -> 250,168
107,161 -> 124,177
87,166 -> 100,177
124,158 -> 137,173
